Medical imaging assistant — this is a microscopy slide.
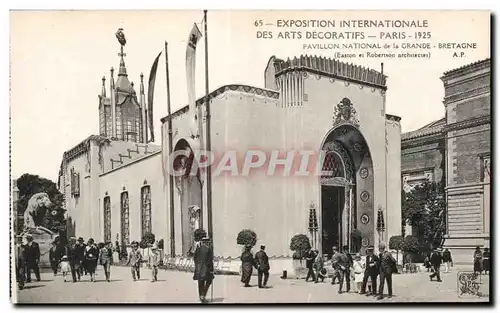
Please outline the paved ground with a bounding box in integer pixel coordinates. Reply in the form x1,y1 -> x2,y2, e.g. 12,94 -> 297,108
15,265 -> 489,304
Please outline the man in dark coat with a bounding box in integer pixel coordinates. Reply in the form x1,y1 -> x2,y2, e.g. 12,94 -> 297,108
193,236 -> 214,303
360,246 -> 379,296
66,237 -> 81,282
254,245 -> 270,288
332,246 -> 350,293
442,248 -> 453,273
75,237 -> 86,275
377,242 -> 396,300
429,248 -> 443,282
305,248 -> 316,282
49,241 -> 62,276
15,235 -> 25,289
24,234 -> 41,282
240,245 -> 255,287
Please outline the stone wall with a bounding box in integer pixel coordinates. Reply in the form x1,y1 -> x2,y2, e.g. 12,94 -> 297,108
442,59 -> 490,263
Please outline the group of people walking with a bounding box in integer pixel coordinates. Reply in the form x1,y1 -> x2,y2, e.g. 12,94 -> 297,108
473,246 -> 490,275
16,234 -> 164,289
302,243 -> 398,300
240,244 -> 271,289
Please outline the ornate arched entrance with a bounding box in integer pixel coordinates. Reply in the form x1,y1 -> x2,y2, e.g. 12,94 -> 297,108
319,99 -> 375,257
173,139 -> 203,256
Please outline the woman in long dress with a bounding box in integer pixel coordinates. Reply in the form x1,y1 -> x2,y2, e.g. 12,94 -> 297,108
240,245 -> 255,287
85,238 -> 99,282
473,246 -> 483,275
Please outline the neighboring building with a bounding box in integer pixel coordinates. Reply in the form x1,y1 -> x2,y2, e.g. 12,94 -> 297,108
401,59 -> 491,263
442,59 -> 491,263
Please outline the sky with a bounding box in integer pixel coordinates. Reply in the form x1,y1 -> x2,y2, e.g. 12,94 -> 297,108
10,10 -> 490,182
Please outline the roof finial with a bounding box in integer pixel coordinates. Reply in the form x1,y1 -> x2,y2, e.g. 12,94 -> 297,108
101,76 -> 106,97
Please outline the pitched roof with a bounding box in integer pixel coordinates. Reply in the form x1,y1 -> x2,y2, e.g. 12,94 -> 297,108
401,117 -> 445,141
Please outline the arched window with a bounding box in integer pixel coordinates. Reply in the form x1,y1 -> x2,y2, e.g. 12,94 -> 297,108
103,196 -> 111,243
120,191 -> 130,245
321,151 -> 345,179
141,186 -> 152,236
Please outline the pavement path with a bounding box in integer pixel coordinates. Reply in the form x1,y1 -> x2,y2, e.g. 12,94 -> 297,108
15,265 -> 490,304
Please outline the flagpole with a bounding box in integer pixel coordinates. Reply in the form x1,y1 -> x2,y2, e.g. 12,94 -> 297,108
165,41 -> 176,257
204,10 -> 214,247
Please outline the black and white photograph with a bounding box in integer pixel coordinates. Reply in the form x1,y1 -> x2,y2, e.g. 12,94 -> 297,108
9,9 -> 491,304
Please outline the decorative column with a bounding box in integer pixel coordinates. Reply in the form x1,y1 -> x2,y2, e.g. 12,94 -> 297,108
308,202 -> 318,250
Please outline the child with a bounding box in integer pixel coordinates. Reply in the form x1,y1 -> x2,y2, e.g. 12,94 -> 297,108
352,254 -> 364,293
150,243 -> 161,282
60,255 -> 71,282
126,241 -> 142,281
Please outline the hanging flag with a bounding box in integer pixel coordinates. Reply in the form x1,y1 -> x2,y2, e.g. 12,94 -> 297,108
147,51 -> 162,143
186,23 -> 203,142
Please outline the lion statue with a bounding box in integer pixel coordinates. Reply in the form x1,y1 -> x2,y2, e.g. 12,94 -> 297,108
23,192 -> 52,231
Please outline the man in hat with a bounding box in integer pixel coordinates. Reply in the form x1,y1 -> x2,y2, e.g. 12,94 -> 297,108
330,246 -> 341,285
360,246 -> 379,296
305,247 -> 316,282
150,242 -> 161,282
15,235 -> 25,289
75,237 -> 86,276
126,241 -> 143,281
254,245 -> 270,288
333,245 -> 351,293
429,248 -> 443,282
377,242 -> 396,300
24,234 -> 41,282
66,237 -> 81,282
193,235 -> 214,303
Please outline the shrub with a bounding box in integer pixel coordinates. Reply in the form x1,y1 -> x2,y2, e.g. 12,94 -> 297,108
389,235 -> 404,251
194,229 -> 207,242
140,232 -> 156,249
236,229 -> 257,247
389,235 -> 404,264
402,235 -> 420,263
290,234 -> 311,259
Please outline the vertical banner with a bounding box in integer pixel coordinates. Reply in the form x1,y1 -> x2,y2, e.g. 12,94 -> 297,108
186,23 -> 203,143
147,51 -> 162,143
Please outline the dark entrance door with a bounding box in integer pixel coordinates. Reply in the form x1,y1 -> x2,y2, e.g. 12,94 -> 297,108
321,185 -> 344,259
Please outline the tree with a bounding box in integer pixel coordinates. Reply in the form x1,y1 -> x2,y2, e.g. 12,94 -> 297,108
140,232 -> 155,249
290,234 -> 311,259
236,229 -> 257,248
402,235 -> 420,263
16,173 -> 66,234
389,235 -> 404,264
402,181 -> 445,252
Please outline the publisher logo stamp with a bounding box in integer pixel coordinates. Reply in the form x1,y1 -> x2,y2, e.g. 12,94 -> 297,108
457,271 -> 484,298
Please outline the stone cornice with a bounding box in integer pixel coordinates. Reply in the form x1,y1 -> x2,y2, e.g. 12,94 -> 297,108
160,84 -> 279,123
441,58 -> 491,81
274,55 -> 387,90
444,115 -> 490,132
443,85 -> 490,105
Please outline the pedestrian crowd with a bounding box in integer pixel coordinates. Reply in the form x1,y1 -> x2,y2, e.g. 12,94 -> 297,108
15,234 -> 163,289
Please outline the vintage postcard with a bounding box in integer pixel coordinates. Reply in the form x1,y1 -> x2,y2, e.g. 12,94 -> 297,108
10,10 -> 491,304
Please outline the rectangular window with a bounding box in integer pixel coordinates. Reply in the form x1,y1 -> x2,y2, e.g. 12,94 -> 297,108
120,192 -> 130,245
103,196 -> 111,243
141,186 -> 152,237
480,156 -> 491,183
